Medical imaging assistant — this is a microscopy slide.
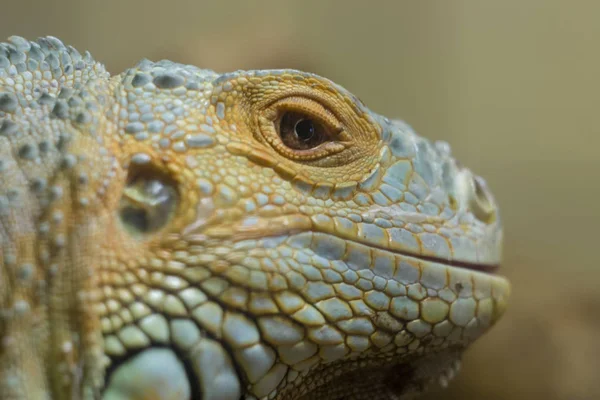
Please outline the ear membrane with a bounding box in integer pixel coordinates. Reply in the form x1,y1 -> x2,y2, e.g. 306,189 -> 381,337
118,167 -> 179,236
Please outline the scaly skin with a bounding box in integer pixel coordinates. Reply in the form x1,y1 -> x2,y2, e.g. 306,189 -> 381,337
0,36 -> 510,400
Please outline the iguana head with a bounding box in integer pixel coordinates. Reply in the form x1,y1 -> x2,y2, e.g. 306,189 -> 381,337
0,37 -> 509,400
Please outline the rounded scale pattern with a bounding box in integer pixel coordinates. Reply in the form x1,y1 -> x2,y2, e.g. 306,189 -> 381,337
0,36 -> 509,400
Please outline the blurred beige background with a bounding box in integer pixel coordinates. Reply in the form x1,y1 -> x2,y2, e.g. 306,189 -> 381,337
2,0 -> 599,399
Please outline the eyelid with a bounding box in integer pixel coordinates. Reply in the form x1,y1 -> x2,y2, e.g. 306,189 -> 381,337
268,96 -> 343,133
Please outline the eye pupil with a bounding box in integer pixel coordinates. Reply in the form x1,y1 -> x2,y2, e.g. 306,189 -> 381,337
279,112 -> 330,150
294,119 -> 315,142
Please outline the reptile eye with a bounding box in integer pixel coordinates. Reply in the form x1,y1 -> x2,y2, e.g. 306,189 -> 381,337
119,173 -> 178,236
279,112 -> 330,150
257,96 -> 347,161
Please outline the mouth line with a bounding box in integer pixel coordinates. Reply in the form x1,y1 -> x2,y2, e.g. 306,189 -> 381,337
197,214 -> 501,275
354,238 -> 501,274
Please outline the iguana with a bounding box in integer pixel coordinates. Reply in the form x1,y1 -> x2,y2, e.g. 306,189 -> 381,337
0,36 -> 510,400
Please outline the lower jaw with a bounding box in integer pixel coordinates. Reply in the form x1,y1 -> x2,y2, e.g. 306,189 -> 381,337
101,232 -> 510,399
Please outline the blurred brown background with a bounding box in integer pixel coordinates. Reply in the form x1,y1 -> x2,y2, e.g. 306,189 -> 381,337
2,0 -> 599,399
